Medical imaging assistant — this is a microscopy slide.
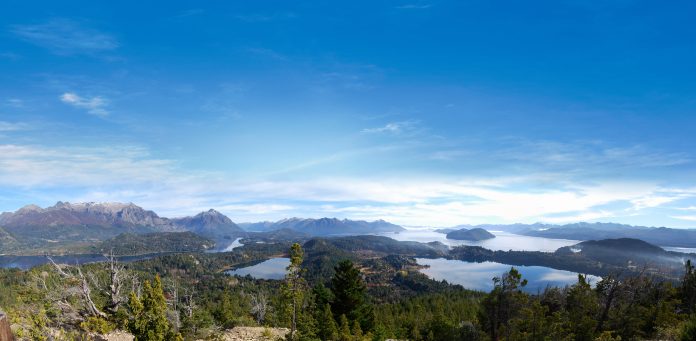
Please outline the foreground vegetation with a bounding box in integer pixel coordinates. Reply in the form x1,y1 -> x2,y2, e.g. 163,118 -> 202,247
2,237 -> 696,340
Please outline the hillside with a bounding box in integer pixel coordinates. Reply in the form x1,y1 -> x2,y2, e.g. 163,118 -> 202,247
0,227 -> 18,252
92,232 -> 216,255
446,227 -> 495,241
240,217 -> 405,236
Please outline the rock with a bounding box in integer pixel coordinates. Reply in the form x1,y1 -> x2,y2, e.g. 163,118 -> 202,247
0,311 -> 14,341
89,331 -> 134,341
207,327 -> 290,341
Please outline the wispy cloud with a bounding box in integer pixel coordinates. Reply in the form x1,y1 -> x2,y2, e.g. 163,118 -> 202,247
0,52 -> 21,61
171,9 -> 205,19
0,121 -> 28,132
396,4 -> 433,9
5,98 -> 24,108
235,12 -> 297,23
362,120 -> 419,134
0,141 -> 690,224
245,47 -> 287,60
60,92 -> 110,117
11,18 -> 118,55
671,215 -> 696,222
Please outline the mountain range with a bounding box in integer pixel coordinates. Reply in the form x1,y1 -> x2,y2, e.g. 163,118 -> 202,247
0,202 -> 246,252
0,202 -> 406,253
449,222 -> 696,248
239,217 -> 405,236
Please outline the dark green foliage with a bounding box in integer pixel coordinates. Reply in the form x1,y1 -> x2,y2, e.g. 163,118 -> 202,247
316,303 -> 338,341
93,232 -> 215,255
1,235 -> 695,340
480,267 -> 529,340
127,275 -> 180,341
331,260 -> 374,332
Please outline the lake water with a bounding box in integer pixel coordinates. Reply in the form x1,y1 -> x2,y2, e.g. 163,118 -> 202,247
416,258 -> 600,292
226,257 -> 290,280
380,229 -> 580,252
0,253 -> 166,270
222,238 -> 244,252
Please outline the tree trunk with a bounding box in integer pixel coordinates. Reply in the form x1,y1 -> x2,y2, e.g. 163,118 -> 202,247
0,310 -> 14,341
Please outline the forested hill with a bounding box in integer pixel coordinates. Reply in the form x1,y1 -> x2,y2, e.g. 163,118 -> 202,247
4,235 -> 696,340
91,232 -> 216,255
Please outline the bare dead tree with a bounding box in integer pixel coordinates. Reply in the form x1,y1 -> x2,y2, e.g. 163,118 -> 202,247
182,287 -> 197,319
102,250 -> 128,313
250,290 -> 270,325
165,278 -> 182,329
46,256 -> 107,319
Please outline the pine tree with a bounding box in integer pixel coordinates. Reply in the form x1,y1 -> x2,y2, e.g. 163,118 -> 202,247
480,267 -> 529,341
127,275 -> 180,341
283,243 -> 310,340
338,314 -> 352,341
351,320 -> 363,340
331,260 -> 374,332
317,303 -> 338,341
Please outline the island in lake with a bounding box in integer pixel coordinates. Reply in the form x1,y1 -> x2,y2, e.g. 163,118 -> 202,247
445,227 -> 496,241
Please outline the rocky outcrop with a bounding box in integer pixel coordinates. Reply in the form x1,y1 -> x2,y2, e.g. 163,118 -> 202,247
0,202 -> 180,232
89,331 -> 134,341
206,327 -> 290,341
0,310 -> 14,341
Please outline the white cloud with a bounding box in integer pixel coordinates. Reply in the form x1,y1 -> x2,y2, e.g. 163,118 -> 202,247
60,92 -> 109,116
362,120 -> 419,134
0,121 -> 27,132
0,142 -> 693,225
11,19 -> 119,55
671,215 -> 696,222
5,98 -> 24,108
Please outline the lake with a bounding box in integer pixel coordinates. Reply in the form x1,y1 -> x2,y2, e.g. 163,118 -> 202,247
380,229 -> 580,252
416,258 -> 600,292
226,257 -> 290,280
0,253 -> 167,270
222,238 -> 244,252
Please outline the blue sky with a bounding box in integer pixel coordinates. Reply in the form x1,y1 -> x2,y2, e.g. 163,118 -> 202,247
1,0 -> 696,227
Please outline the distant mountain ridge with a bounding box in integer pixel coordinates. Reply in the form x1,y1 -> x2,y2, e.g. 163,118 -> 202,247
0,202 -> 247,253
444,222 -> 696,248
171,209 -> 246,241
239,217 -> 405,236
0,201 -> 178,231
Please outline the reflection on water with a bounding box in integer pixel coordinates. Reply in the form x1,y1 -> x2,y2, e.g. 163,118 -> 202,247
416,258 -> 600,292
0,253 -> 165,270
663,246 -> 696,254
381,229 -> 580,252
227,258 -> 290,280
222,238 -> 244,252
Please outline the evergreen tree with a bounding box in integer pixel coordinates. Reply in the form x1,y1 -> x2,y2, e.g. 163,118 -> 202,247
564,274 -> 598,341
317,303 -> 338,341
682,260 -> 696,315
313,282 -> 333,309
480,267 -> 529,341
283,243 -> 313,340
127,275 -> 180,341
338,314 -> 352,341
351,320 -> 363,340
331,260 -> 374,332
